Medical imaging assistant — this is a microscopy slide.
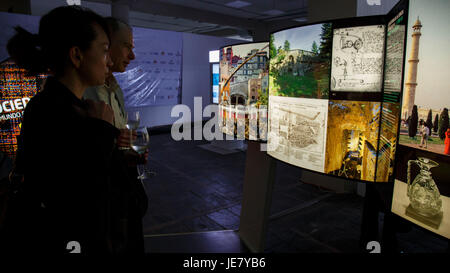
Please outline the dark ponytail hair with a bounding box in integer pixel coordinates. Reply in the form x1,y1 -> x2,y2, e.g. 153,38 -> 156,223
7,5 -> 110,76
7,26 -> 45,76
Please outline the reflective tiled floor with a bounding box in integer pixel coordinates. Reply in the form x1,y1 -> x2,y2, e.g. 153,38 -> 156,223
142,132 -> 449,253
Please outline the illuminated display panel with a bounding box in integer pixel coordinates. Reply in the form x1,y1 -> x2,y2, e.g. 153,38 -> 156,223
391,0 -> 450,239
268,23 -> 331,173
375,7 -> 407,182
267,1 -> 409,183
330,25 -> 385,92
218,42 -> 269,141
0,59 -> 46,159
268,96 -> 328,172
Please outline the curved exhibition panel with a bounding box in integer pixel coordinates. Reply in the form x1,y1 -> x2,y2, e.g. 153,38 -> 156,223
267,1 -> 410,183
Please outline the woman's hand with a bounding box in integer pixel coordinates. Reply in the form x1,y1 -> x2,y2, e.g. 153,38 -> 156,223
117,129 -> 137,148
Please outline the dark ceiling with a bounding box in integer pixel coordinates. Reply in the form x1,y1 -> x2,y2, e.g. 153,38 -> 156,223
85,0 -> 309,40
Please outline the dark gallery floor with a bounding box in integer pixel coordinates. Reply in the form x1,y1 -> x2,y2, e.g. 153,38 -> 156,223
142,131 -> 449,253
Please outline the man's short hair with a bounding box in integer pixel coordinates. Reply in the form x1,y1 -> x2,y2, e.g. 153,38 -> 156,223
104,17 -> 131,35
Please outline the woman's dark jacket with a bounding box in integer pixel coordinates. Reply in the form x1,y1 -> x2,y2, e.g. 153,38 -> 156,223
2,77 -> 121,254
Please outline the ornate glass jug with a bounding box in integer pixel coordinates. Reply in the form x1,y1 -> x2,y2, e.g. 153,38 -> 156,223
407,157 -> 442,217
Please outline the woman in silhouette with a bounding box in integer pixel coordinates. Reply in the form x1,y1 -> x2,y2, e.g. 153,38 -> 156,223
2,6 -> 119,254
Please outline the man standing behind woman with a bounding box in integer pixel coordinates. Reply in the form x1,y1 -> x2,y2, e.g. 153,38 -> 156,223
1,6 -> 142,254
84,17 -> 148,254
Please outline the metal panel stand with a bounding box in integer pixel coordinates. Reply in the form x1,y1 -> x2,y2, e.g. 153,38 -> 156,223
238,141 -> 276,253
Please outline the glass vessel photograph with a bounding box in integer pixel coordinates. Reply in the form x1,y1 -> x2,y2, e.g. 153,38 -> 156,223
407,157 -> 442,217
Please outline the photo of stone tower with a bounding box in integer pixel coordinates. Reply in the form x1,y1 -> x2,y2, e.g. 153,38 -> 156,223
402,17 -> 422,119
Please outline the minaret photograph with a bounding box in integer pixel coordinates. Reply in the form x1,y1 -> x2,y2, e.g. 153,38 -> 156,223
402,17 -> 422,119
399,0 -> 449,155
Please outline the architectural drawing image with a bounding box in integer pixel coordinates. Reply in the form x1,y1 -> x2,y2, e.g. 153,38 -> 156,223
268,96 -> 328,172
331,25 -> 385,92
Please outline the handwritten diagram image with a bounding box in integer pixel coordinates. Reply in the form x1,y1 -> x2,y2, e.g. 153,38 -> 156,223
268,96 -> 328,172
331,25 -> 385,92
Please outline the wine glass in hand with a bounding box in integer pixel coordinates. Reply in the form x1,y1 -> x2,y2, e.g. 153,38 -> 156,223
119,111 -> 140,150
132,127 -> 154,180
126,110 -> 140,131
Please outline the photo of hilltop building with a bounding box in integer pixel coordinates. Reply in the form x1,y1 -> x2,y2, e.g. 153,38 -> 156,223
271,49 -> 315,77
269,23 -> 331,99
